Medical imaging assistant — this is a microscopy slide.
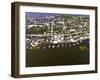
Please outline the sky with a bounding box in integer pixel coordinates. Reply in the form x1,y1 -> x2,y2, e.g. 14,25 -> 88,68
25,12 -> 89,19
26,12 -> 58,18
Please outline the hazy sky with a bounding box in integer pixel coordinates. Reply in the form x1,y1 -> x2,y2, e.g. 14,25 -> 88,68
26,12 -> 58,18
25,12 -> 89,19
